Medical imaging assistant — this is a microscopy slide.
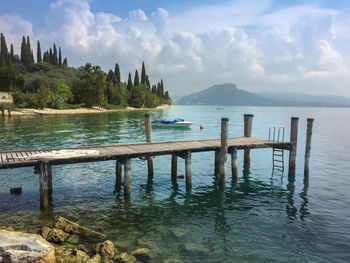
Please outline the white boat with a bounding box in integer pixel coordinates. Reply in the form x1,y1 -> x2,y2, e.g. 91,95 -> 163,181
151,119 -> 192,127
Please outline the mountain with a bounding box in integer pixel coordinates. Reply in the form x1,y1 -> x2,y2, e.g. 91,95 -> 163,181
176,83 -> 350,107
256,91 -> 350,107
177,83 -> 276,106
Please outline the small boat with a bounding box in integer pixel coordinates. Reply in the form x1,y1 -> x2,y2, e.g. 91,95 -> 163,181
151,118 -> 192,127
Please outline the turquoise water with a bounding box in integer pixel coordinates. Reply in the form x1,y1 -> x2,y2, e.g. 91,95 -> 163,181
0,106 -> 349,262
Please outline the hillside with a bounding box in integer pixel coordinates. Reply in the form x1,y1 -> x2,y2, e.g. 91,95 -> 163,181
177,83 -> 276,106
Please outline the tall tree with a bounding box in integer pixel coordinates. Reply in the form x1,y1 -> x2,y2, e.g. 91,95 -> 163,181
26,36 -> 34,64
49,48 -> 53,65
43,51 -> 49,63
0,33 -> 9,67
58,47 -> 62,68
20,36 -> 26,65
37,41 -> 42,63
145,75 -> 150,90
53,44 -> 58,66
141,61 -> 146,84
127,72 -> 133,91
114,63 -> 120,85
63,57 -> 68,67
134,69 -> 139,86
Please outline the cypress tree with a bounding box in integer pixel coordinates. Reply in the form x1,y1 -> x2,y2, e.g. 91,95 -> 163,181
127,72 -> 133,91
63,57 -> 68,67
37,41 -> 42,63
26,36 -> 33,63
53,44 -> 58,66
134,70 -> 139,86
114,63 -> 120,85
0,33 -> 9,67
58,47 -> 62,68
141,61 -> 146,84
49,48 -> 53,65
9,44 -> 14,64
20,36 -> 26,65
43,51 -> 49,63
160,79 -> 164,97
145,75 -> 150,90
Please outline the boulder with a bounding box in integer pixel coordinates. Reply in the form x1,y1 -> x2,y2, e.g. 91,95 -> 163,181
87,254 -> 101,263
41,226 -> 69,243
0,229 -> 55,263
94,240 -> 117,259
55,217 -> 106,241
67,234 -> 80,244
114,253 -> 137,263
131,248 -> 154,263
55,246 -> 90,263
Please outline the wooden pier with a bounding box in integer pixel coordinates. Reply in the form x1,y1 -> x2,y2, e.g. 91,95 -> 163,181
0,114 -> 313,209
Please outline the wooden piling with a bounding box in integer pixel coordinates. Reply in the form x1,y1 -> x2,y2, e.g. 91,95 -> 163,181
171,154 -> 177,180
124,159 -> 131,197
219,118 -> 229,184
38,161 -> 52,209
288,117 -> 299,176
185,151 -> 191,189
144,114 -> 154,178
304,118 -> 314,177
244,114 -> 254,165
214,150 -> 220,174
230,148 -> 238,179
116,160 -> 122,187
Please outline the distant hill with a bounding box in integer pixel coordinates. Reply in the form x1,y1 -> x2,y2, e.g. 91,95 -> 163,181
177,83 -> 276,106
176,83 -> 350,107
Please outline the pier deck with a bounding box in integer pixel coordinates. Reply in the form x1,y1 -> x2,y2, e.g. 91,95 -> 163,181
0,136 -> 291,169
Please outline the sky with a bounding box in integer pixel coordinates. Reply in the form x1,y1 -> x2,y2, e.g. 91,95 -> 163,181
1,0 -> 350,97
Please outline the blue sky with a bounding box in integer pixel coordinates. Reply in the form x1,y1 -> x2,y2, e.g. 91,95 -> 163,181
1,0 -> 350,96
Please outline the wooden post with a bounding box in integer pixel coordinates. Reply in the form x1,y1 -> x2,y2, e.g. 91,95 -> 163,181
144,114 -> 154,179
171,154 -> 177,180
219,118 -> 229,184
116,160 -> 122,187
230,148 -> 238,179
304,118 -> 314,177
214,150 -> 220,175
185,151 -> 191,190
38,161 -> 52,209
288,117 -> 299,176
244,114 -> 254,165
124,159 -> 131,198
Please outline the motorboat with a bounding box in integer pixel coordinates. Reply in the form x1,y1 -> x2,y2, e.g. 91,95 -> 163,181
151,118 -> 192,127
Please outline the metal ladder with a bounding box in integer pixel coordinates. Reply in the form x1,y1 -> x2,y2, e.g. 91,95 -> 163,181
268,126 -> 285,171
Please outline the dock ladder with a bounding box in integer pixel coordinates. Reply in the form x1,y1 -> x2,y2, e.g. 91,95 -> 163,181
269,126 -> 285,171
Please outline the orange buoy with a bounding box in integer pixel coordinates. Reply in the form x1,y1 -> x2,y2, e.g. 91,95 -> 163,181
200,124 -> 204,130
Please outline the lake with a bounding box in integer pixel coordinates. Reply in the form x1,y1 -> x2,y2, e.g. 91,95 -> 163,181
0,105 -> 349,262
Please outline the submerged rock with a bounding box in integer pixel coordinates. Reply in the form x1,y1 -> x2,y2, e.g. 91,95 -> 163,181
94,240 -> 118,261
55,217 -> 106,242
114,253 -> 137,263
0,229 -> 55,263
41,226 -> 69,243
55,245 -> 90,263
87,254 -> 101,263
183,242 -> 208,254
131,248 -> 154,263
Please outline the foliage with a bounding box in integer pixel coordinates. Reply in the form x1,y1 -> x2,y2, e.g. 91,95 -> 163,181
36,84 -> 52,109
0,66 -> 25,92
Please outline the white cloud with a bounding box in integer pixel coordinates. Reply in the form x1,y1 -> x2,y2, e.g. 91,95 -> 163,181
1,0 -> 350,97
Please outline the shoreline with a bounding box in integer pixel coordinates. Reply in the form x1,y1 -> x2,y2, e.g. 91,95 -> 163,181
4,105 -> 172,116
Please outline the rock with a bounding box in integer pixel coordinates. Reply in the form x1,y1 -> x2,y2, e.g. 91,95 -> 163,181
131,248 -> 154,263
55,246 -> 90,263
170,229 -> 187,239
0,226 -> 14,232
41,226 -> 69,243
183,242 -> 208,254
87,254 -> 101,263
114,253 -> 137,263
55,217 -> 107,242
67,234 -> 80,244
94,240 -> 117,259
77,245 -> 88,253
0,229 -> 55,263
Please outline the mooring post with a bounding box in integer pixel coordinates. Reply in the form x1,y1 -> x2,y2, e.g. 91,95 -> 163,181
124,159 -> 131,198
304,118 -> 314,177
230,148 -> 238,179
144,114 -> 154,179
219,118 -> 229,184
171,154 -> 177,181
214,150 -> 220,175
244,114 -> 254,165
185,151 -> 192,190
288,117 -> 299,176
38,161 -> 52,209
116,160 -> 122,188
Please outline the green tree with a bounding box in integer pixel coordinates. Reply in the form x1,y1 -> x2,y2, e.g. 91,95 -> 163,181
43,51 -> 49,63
141,61 -> 146,84
26,36 -> 34,64
58,47 -> 62,68
36,84 -> 52,109
63,57 -> 68,67
0,66 -> 25,92
37,41 -> 42,63
10,44 -> 14,63
134,69 -> 139,86
0,33 -> 9,67
53,44 -> 58,66
51,81 -> 73,109
127,72 -> 133,92
114,63 -> 120,85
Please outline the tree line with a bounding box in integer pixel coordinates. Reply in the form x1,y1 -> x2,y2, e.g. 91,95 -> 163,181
0,33 -> 171,109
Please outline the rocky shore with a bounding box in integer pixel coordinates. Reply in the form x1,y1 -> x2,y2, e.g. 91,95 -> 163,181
0,217 -> 154,263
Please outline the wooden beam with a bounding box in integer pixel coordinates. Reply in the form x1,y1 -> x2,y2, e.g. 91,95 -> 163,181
171,154 -> 177,180
37,161 -> 52,209
288,117 -> 299,176
124,159 -> 131,198
229,148 -> 238,179
244,114 -> 254,165
304,118 -> 314,177
219,118 -> 229,184
185,151 -> 191,190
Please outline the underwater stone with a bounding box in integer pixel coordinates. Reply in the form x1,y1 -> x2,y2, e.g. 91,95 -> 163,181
131,248 -> 154,263
94,240 -> 117,259
114,252 -> 137,263
41,226 -> 69,243
183,242 -> 208,254
87,254 -> 101,263
0,229 -> 55,263
67,234 -> 80,244
55,246 -> 90,263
